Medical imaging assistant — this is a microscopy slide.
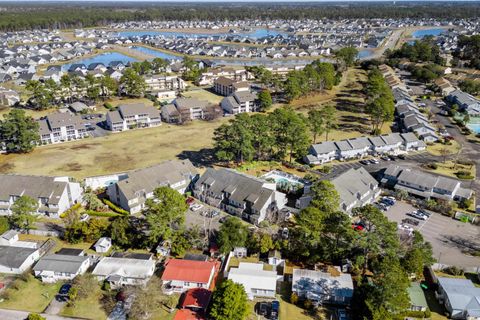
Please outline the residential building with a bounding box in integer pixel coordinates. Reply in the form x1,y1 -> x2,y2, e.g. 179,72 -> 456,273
434,78 -> 456,96
161,104 -> 181,123
292,267 -> 354,306
145,75 -> 185,92
193,168 -> 287,224
220,91 -> 258,114
0,174 -> 83,217
33,254 -> 90,283
173,98 -> 210,121
161,259 -> 216,294
227,262 -> 277,300
92,256 -> 156,289
448,90 -> 480,116
0,87 -> 20,106
106,160 -> 198,214
106,103 -> 161,132
381,165 -> 473,201
94,237 -> 112,253
436,277 -> 480,319
38,113 -> 89,144
154,90 -> 177,103
0,246 -> 40,274
0,230 -> 37,249
179,288 -> 211,317
213,76 -> 250,96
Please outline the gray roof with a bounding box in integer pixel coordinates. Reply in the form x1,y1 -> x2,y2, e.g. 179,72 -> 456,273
115,160 -> 198,203
107,110 -> 123,123
331,167 -> 378,210
1,230 -> 18,241
195,168 -> 274,212
347,137 -> 371,150
0,174 -> 68,205
0,245 -> 37,269
311,141 -> 337,155
438,277 -> 480,313
449,90 -> 480,107
44,113 -> 86,130
174,97 -> 209,110
118,103 -> 160,118
33,254 -> 88,273
400,132 -> 419,144
233,91 -> 257,103
335,140 -> 353,151
292,268 -> 354,299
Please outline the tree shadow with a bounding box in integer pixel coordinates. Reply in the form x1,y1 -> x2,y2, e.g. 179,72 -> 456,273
176,148 -> 217,168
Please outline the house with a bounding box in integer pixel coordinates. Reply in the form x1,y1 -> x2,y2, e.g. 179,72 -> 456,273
436,277 -> 480,319
0,174 -> 83,217
180,288 -> 212,312
193,168 -> 287,225
38,113 -> 89,144
161,259 -> 216,294
434,78 -> 456,96
106,160 -> 198,214
220,91 -> 258,114
92,256 -> 156,289
0,230 -> 20,246
0,246 -> 40,274
106,103 -> 161,132
154,90 -> 177,103
69,101 -> 89,114
94,237 -> 112,253
292,267 -> 354,306
227,262 -> 277,300
33,254 -> 90,283
408,283 -> 428,312
213,76 -> 250,96
173,98 -> 210,121
381,165 -> 473,202
161,104 -> 182,123
448,90 -> 480,116
0,87 -> 20,106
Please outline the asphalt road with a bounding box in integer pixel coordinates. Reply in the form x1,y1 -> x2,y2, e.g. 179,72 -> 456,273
0,309 -> 77,320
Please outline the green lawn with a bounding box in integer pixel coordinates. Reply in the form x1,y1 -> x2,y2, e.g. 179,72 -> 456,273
181,88 -> 224,104
423,160 -> 476,180
427,140 -> 461,157
60,287 -> 107,320
0,117 -> 228,179
0,275 -> 61,313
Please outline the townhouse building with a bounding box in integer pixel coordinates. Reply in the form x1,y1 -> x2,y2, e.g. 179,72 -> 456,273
447,90 -> 480,116
38,113 -> 89,145
106,103 -> 161,132
193,168 -> 287,224
220,91 -> 258,114
106,160 -> 198,214
144,74 -> 185,92
173,97 -> 210,120
213,76 -> 250,96
0,174 -> 83,217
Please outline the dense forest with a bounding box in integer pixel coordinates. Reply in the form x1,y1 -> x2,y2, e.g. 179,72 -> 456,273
1,2 -> 480,31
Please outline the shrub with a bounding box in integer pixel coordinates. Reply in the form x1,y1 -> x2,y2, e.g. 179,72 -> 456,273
102,281 -> 111,291
102,199 -> 129,215
303,298 -> 313,310
426,162 -> 438,170
104,102 -> 113,110
443,265 -> 464,276
27,314 -> 46,320
84,210 -> 121,218
459,198 -> 473,209
290,292 -> 299,305
455,170 -> 474,180
319,165 -> 332,174
60,203 -> 82,219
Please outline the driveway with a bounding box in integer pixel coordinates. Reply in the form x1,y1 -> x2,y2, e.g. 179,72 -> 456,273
386,201 -> 480,270
0,308 -> 77,320
44,295 -> 66,315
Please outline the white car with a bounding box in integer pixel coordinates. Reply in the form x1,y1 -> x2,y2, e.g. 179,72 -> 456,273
190,204 -> 204,212
408,211 -> 427,221
398,223 -> 414,233
80,214 -> 90,222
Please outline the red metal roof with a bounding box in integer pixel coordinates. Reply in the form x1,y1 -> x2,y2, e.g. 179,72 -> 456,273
174,309 -> 205,320
161,259 -> 216,284
180,288 -> 212,310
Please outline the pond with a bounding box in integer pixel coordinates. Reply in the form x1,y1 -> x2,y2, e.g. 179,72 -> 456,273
118,28 -> 289,39
357,49 -> 374,59
62,52 -> 137,71
412,28 -> 446,39
467,123 -> 480,134
129,46 -> 181,61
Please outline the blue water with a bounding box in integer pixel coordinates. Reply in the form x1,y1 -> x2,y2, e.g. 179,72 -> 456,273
129,46 -> 181,61
357,50 -> 374,59
62,52 -> 137,71
467,123 -> 480,134
412,28 -> 446,38
118,28 -> 288,39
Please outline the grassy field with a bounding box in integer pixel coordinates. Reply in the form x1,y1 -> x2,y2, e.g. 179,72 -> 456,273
0,118 -> 228,179
0,275 -> 61,313
423,160 -> 476,180
181,88 -> 224,104
60,287 -> 107,320
427,140 -> 461,156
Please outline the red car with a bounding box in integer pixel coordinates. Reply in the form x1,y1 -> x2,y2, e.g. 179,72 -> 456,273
352,224 -> 364,231
185,197 -> 195,205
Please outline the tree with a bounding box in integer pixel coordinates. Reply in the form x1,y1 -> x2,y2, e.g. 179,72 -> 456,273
402,231 -> 435,277
83,190 -> 103,211
0,216 -> 10,234
365,68 -> 395,134
10,195 -> 37,233
439,147 -> 450,163
25,80 -> 52,110
213,114 -> 255,164
217,217 -> 249,254
320,105 -> 337,141
71,273 -> 98,300
257,89 -> 273,111
0,109 -> 39,153
270,106 -> 310,162
209,279 -> 249,320
27,314 -> 46,320
336,47 -> 359,68
99,75 -> 118,98
120,68 -> 146,97
307,109 -> 324,144
109,216 -> 132,248
128,279 -> 166,320
144,186 -> 188,244
310,180 -> 340,213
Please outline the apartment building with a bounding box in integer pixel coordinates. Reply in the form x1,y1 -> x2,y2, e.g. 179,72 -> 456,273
173,97 -> 210,120
220,91 -> 258,114
144,74 -> 185,92
0,174 -> 83,217
213,76 -> 250,96
106,103 -> 161,132
38,113 -> 89,144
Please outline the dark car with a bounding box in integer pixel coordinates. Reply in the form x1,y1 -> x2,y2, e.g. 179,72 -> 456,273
359,160 -> 370,165
59,284 -> 71,295
417,209 -> 432,217
388,155 -> 396,161
259,302 -> 268,316
402,218 -> 419,226
397,154 -> 407,160
270,300 -> 279,320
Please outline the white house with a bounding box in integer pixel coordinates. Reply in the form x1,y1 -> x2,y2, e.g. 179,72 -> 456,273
33,254 -> 90,283
94,237 -> 112,253
227,262 -> 277,300
0,246 -> 40,274
92,257 -> 156,289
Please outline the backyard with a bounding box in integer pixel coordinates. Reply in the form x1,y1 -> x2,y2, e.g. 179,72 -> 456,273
0,118 -> 228,179
60,288 -> 107,320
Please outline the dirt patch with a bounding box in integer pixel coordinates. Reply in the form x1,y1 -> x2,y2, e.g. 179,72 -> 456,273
69,143 -> 96,150
58,162 -> 83,172
0,162 -> 14,173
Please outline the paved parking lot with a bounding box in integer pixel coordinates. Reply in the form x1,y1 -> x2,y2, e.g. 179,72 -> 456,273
185,202 -> 229,233
386,201 -> 480,269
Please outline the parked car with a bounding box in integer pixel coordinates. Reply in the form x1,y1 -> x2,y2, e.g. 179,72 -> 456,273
186,197 -> 195,206
408,211 -> 427,221
397,154 -> 406,160
388,155 -> 396,161
417,209 -> 432,217
259,302 -> 268,316
402,218 -> 420,226
190,204 -> 203,212
359,160 -> 370,165
381,197 -> 396,206
59,284 -> 71,295
352,223 -> 364,231
281,227 -> 289,239
337,309 -> 348,320
210,210 -> 220,218
79,214 -> 90,222
369,158 -> 379,164
270,300 -> 279,320
398,223 -> 414,233
380,156 -> 391,161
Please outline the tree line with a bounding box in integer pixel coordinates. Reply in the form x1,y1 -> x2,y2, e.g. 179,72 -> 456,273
213,105 -> 338,164
2,3 -> 480,31
365,67 -> 395,134
386,37 -> 444,65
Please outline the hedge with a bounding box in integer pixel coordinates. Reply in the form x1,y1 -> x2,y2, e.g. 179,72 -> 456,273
102,199 -> 129,215
60,203 -> 82,219
85,210 -> 122,218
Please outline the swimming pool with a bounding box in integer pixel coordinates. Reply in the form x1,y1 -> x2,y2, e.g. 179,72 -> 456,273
467,123 -> 480,134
